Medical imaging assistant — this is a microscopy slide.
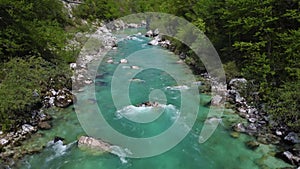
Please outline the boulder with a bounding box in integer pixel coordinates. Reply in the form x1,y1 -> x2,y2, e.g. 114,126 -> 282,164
276,151 -> 300,166
257,133 -> 281,145
130,65 -> 140,70
159,40 -> 171,48
54,136 -> 65,143
148,39 -> 159,46
127,23 -> 139,28
145,30 -> 153,37
84,79 -> 93,85
285,132 -> 300,144
0,139 -> 9,147
136,101 -> 159,107
233,123 -> 246,133
120,59 -> 128,64
245,141 -> 260,150
229,78 -> 247,91
54,89 -> 74,108
21,124 -> 36,134
153,28 -> 159,37
70,63 -> 77,70
106,59 -> 114,64
246,123 -> 257,133
38,121 -> 52,130
276,130 -> 283,136
210,95 -> 223,106
179,52 -> 186,59
248,118 -> 257,123
230,132 -> 240,138
78,136 -> 112,152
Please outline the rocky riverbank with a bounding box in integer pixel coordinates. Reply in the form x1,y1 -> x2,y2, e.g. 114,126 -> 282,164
146,28 -> 300,168
227,78 -> 300,168
0,19 -> 147,168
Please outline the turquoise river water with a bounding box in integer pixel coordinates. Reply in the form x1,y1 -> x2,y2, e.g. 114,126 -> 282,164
16,29 -> 291,169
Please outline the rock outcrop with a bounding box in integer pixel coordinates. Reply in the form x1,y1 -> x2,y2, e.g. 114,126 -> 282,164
78,136 -> 112,152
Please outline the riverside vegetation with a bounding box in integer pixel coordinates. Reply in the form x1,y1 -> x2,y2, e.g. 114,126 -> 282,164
0,0 -> 299,168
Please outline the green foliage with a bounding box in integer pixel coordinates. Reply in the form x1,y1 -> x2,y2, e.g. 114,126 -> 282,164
0,0 -> 70,62
73,0 -> 122,21
0,57 -> 72,131
223,61 -> 241,80
268,80 -> 300,132
0,0 -> 299,133
0,0 -> 74,131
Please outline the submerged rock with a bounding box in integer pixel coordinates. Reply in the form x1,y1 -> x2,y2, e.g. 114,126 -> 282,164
130,65 -> 140,70
257,133 -> 281,145
230,132 -> 240,138
246,141 -> 260,150
38,121 -> 52,130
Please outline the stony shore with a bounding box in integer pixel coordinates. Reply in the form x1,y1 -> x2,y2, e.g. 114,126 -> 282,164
0,20 -> 146,168
145,28 -> 300,168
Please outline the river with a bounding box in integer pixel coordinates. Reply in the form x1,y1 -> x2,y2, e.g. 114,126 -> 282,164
16,28 -> 290,169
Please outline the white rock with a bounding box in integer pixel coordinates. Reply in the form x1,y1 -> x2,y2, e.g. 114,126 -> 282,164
153,28 -> 159,36
127,23 -> 139,28
129,78 -> 145,83
50,89 -> 57,96
0,138 -> 9,146
77,74 -> 85,80
84,79 -> 93,84
70,63 -> 77,70
107,59 -> 114,64
0,131 -> 3,135
248,118 -> 257,123
22,124 -> 35,133
78,136 -> 112,152
211,95 -> 223,106
276,130 -> 283,136
192,81 -> 202,86
49,97 -> 55,105
145,30 -> 153,37
120,59 -> 128,64
131,66 -> 140,69
229,78 -> 247,90
148,39 -> 159,46
238,107 -> 247,114
141,20 -> 147,26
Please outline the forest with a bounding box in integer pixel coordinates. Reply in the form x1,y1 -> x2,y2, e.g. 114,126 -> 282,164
0,0 -> 299,133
